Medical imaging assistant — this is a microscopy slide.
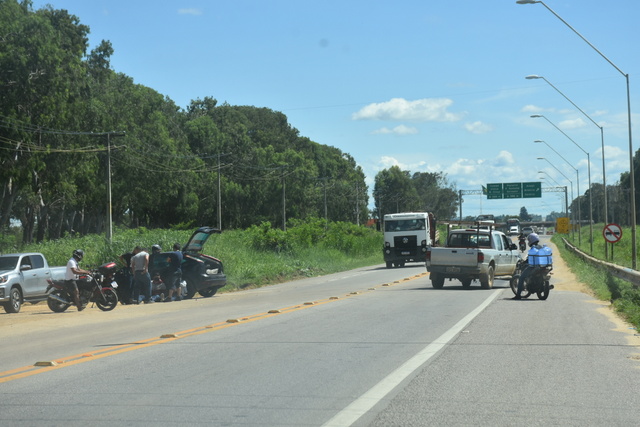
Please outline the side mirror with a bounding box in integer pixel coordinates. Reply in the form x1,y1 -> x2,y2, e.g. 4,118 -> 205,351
510,244 -> 517,251
20,264 -> 32,271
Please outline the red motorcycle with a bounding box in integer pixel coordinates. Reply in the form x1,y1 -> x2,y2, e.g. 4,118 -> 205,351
46,262 -> 119,312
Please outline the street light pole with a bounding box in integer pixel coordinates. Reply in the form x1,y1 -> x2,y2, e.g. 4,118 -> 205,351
538,172 -> 566,214
531,115 -> 592,251
534,140 -> 582,246
526,75 -> 605,254
538,157 -> 574,239
517,0 -> 635,268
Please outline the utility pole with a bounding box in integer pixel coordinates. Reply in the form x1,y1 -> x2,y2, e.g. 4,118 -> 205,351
102,131 -> 125,243
217,153 -> 222,230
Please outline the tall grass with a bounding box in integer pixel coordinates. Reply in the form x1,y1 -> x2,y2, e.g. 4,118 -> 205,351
1,219 -> 383,293
552,225 -> 640,330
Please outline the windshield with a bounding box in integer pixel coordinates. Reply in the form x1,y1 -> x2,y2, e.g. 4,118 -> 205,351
0,256 -> 19,271
384,219 -> 426,232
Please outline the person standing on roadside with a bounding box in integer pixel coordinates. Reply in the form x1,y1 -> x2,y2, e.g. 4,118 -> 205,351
118,249 -> 135,304
163,243 -> 183,302
131,246 -> 153,304
65,249 -> 91,311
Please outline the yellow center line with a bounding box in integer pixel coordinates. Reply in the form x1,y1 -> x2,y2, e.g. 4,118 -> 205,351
0,272 -> 427,383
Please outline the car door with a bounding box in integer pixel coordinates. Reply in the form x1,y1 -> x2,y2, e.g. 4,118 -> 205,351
19,255 -> 49,298
501,234 -> 518,272
491,232 -> 505,274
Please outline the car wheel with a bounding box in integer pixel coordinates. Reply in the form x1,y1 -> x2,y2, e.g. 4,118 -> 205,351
199,287 -> 218,298
3,287 -> 22,313
480,266 -> 494,289
431,273 -> 444,289
183,279 -> 197,299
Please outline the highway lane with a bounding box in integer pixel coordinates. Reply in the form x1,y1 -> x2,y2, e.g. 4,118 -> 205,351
2,260 -> 640,426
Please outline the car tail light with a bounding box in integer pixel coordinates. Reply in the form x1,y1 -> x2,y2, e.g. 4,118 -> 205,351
477,251 -> 484,263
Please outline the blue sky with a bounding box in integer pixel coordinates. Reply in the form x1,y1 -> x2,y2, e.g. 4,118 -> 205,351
33,0 -> 639,219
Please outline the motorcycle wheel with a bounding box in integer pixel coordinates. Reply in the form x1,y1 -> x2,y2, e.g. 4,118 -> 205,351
95,288 -> 118,311
537,280 -> 550,300
510,274 -> 531,298
47,290 -> 71,313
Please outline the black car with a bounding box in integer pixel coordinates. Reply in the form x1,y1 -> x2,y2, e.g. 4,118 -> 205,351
181,226 -> 227,298
150,227 -> 227,299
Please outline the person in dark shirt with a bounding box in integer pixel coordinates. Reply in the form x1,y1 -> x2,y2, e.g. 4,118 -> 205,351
163,243 -> 184,302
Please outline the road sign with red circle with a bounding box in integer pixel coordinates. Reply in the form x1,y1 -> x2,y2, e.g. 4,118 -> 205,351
603,223 -> 622,243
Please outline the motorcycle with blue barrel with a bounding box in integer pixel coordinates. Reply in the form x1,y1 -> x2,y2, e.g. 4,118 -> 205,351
510,233 -> 554,300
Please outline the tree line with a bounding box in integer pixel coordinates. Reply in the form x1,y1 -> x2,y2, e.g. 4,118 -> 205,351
0,1 -> 376,243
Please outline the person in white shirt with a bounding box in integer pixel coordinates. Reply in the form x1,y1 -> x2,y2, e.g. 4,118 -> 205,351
65,249 -> 90,311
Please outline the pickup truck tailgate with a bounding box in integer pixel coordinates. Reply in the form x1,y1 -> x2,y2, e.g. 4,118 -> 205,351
428,248 -> 478,267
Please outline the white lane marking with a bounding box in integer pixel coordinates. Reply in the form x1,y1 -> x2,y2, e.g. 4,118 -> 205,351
322,289 -> 503,427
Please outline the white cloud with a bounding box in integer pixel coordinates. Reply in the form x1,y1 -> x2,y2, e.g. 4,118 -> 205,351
464,121 -> 493,134
371,125 -> 419,135
522,104 -> 547,113
352,98 -> 464,122
558,118 -> 586,129
178,8 -> 203,15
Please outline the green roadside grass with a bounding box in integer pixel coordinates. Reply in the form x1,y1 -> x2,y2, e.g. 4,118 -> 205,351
552,225 -> 640,331
1,220 -> 384,295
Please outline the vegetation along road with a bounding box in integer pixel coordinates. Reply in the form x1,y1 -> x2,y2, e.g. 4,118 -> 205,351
1,237 -> 639,426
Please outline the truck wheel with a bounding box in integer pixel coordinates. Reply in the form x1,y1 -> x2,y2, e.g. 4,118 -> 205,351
3,287 -> 22,313
385,261 -> 392,269
431,273 -> 444,289
460,278 -> 472,288
480,266 -> 495,289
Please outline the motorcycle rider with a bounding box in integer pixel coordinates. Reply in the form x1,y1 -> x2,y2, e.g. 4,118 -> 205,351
517,232 -> 526,251
512,233 -> 542,300
65,249 -> 91,311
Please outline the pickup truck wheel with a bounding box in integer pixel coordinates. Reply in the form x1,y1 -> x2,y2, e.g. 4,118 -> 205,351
480,266 -> 495,289
3,287 -> 22,313
385,262 -> 392,269
430,273 -> 444,289
199,287 -> 218,298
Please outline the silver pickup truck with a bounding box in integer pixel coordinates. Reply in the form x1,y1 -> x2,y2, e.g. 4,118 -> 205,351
0,253 -> 66,313
425,228 -> 521,289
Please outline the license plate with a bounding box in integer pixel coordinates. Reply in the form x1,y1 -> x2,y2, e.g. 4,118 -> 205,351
446,267 -> 460,273
401,251 -> 410,255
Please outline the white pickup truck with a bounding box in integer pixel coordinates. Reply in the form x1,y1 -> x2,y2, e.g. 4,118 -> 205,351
425,228 -> 521,289
0,253 -> 66,313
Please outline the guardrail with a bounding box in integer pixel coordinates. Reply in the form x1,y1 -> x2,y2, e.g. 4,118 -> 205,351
561,237 -> 640,287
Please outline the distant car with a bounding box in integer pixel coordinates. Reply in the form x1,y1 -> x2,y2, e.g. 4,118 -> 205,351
522,226 -> 534,236
508,226 -> 519,236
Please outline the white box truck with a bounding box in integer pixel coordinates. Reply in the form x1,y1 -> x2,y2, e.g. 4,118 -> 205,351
382,212 -> 436,268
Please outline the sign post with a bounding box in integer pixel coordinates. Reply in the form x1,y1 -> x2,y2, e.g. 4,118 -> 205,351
603,223 -> 622,259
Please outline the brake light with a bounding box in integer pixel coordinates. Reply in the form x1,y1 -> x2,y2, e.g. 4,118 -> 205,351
425,250 -> 431,262
477,251 -> 484,263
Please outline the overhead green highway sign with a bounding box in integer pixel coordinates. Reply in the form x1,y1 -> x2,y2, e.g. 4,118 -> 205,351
485,181 -> 541,199
486,183 -> 503,199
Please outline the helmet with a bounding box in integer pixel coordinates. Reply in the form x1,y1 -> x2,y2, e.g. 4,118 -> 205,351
527,233 -> 539,247
151,244 -> 162,253
72,249 -> 84,261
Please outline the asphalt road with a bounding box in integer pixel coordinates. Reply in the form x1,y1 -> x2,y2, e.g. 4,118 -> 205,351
1,241 -> 640,426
